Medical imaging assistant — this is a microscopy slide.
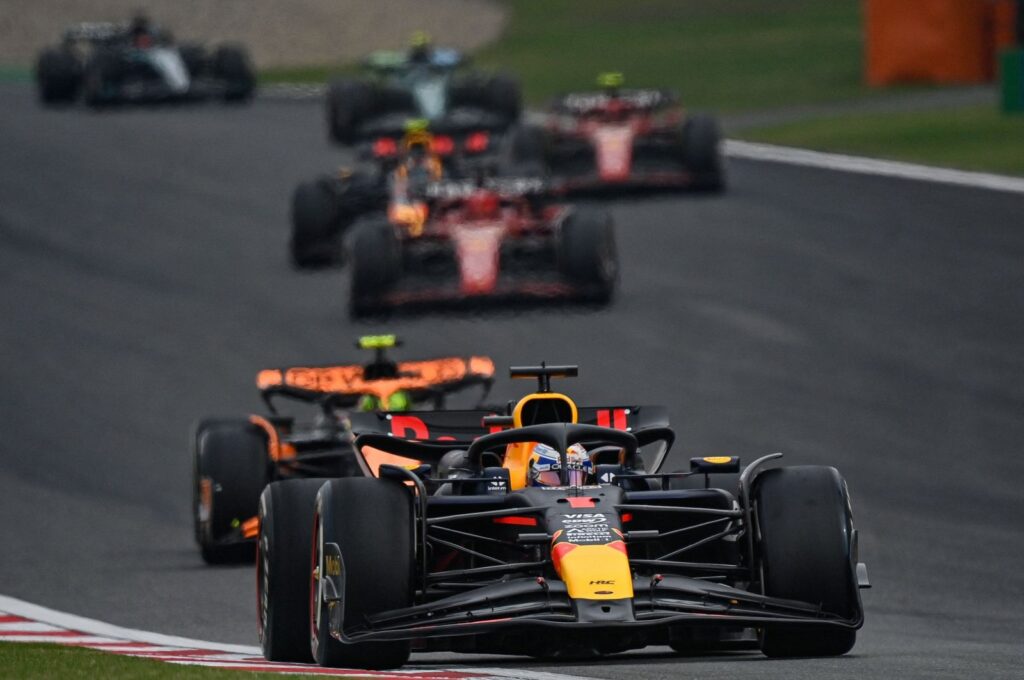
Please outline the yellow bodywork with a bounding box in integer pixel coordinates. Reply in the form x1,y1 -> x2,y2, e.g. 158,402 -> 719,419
555,541 -> 634,600
502,392 -> 580,490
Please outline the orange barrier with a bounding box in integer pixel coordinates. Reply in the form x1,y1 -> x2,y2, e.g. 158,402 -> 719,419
865,0 -> 1018,85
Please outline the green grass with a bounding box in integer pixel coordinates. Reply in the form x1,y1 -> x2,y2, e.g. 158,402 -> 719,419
0,642 -> 318,679
473,0 -> 867,110
263,0 -> 873,111
739,105 -> 1024,176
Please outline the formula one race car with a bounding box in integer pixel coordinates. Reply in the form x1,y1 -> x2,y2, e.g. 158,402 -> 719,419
326,33 -> 520,145
257,363 -> 868,668
291,120 -> 500,268
347,176 -> 617,316
509,73 -> 724,193
35,15 -> 254,107
191,335 -> 495,564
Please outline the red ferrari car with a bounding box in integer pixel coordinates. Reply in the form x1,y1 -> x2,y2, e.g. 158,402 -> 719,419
510,73 -> 724,193
347,177 -> 617,316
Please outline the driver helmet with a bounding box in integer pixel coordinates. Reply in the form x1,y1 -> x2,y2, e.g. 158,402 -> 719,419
597,71 -> 625,95
409,30 -> 433,63
397,120 -> 443,188
465,189 -> 500,220
130,12 -> 154,47
402,120 -> 436,161
529,442 -> 592,487
357,390 -> 412,412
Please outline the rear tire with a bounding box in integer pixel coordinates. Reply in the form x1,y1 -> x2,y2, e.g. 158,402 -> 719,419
258,479 -> 329,663
681,114 -> 724,191
310,478 -> 413,669
558,208 -> 617,303
348,220 -> 400,318
214,45 -> 255,102
291,180 -> 342,268
754,466 -> 858,657
327,80 -> 371,145
35,47 -> 81,104
192,418 -> 268,564
505,124 -> 547,175
486,73 -> 522,122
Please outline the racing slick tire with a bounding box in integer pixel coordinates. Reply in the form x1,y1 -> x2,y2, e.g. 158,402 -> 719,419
753,466 -> 858,657
179,44 -> 207,78
327,79 -> 372,145
311,478 -> 413,669
451,73 -> 521,122
681,114 -> 724,191
258,479 -> 329,663
192,418 -> 268,564
558,208 -> 618,304
486,73 -> 522,122
291,180 -> 342,268
35,47 -> 81,104
214,45 -> 255,102
348,220 -> 400,318
505,124 -> 547,175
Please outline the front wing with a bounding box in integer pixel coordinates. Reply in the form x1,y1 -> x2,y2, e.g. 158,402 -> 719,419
323,573 -> 863,644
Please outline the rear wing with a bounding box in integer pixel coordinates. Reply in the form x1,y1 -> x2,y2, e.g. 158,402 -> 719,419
347,403 -> 673,472
424,177 -> 549,201
63,22 -> 125,43
552,88 -> 677,114
256,356 -> 495,411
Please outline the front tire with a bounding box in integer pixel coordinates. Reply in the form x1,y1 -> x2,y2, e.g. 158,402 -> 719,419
558,208 -> 617,303
35,47 -> 81,104
192,418 -> 268,564
214,45 -> 255,102
310,478 -> 413,669
681,114 -> 724,191
258,479 -> 328,662
754,466 -> 859,657
327,80 -> 371,145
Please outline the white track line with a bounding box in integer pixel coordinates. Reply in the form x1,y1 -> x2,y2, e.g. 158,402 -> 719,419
724,139 -> 1024,195
0,594 -> 259,654
258,86 -> 1024,195
0,594 -> 598,680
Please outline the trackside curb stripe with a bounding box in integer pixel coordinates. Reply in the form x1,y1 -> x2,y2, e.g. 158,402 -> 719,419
724,140 -> 1024,195
0,594 -> 600,680
0,594 -> 260,654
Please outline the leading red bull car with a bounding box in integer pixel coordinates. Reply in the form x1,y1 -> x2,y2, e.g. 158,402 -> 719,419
509,73 -> 724,194
257,363 -> 868,669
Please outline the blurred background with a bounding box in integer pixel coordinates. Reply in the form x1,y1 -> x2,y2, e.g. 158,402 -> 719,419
4,0 -> 1022,173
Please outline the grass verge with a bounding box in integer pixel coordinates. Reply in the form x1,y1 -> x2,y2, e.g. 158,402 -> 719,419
263,0 -> 878,112
0,642 -> 317,679
473,0 -> 868,110
738,105 -> 1024,176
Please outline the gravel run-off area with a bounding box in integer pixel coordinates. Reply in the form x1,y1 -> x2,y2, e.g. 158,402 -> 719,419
0,0 -> 507,69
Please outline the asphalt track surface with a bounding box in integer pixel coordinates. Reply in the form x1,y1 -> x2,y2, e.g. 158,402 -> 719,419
1,82 -> 1023,679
